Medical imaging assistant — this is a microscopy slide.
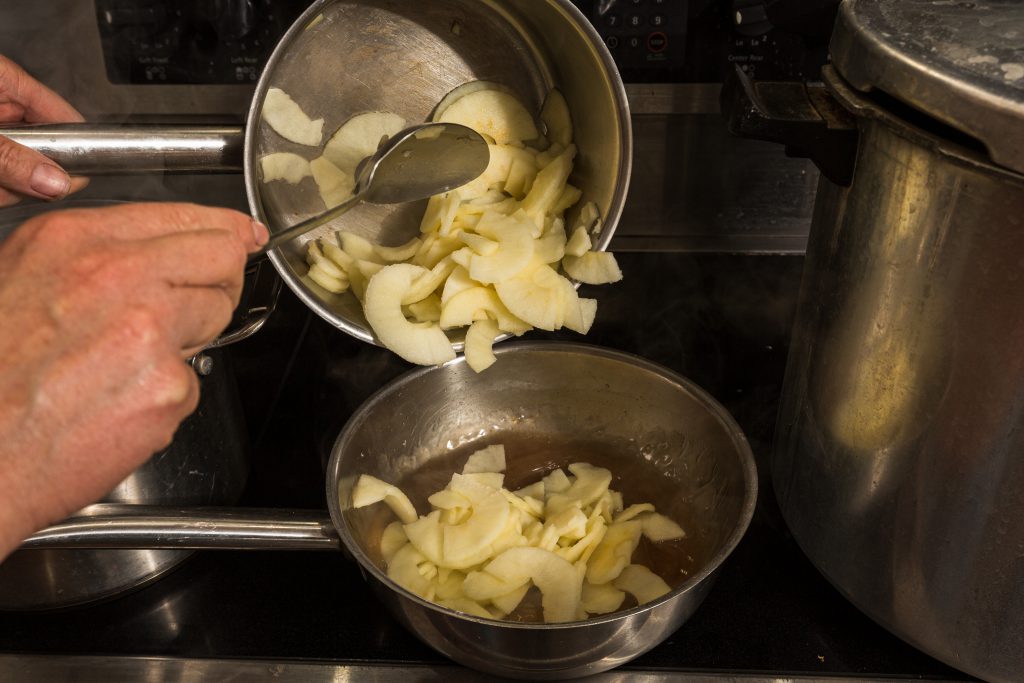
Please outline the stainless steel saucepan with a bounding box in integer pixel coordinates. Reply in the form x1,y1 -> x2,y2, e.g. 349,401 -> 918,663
21,342 -> 756,680
2,0 -> 632,352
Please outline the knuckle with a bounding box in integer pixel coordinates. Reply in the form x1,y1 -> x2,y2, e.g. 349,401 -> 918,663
0,137 -> 24,176
114,307 -> 166,351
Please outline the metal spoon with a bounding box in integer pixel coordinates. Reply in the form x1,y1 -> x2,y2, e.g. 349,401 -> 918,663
252,122 -> 489,258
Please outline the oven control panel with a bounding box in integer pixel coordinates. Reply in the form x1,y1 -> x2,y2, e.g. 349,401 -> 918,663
94,0 -> 835,86
95,0 -> 309,84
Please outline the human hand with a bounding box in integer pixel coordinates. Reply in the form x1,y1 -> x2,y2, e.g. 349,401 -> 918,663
0,54 -> 89,206
0,203 -> 270,558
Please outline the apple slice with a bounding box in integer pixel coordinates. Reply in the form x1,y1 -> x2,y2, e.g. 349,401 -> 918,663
585,519 -> 643,585
386,542 -> 436,600
261,87 -> 323,146
402,258 -> 456,305
376,236 -> 423,263
308,156 -> 355,209
545,463 -> 613,518
323,111 -> 406,176
581,580 -> 626,615
565,226 -> 593,258
491,582 -> 531,615
641,512 -> 686,541
364,264 -> 456,366
441,474 -> 513,569
436,88 -> 539,145
380,521 -> 408,563
482,546 -> 582,623
260,152 -> 312,184
521,145 -> 576,224
494,262 -> 564,331
469,212 -> 535,284
405,294 -> 442,323
615,504 -> 656,524
462,568 -> 529,602
562,251 -> 624,285
351,474 -> 418,524
463,444 -> 506,474
613,564 -> 672,606
436,596 -> 493,619
540,89 -> 573,148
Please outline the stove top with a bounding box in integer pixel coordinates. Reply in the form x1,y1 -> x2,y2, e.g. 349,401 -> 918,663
0,251 -> 978,681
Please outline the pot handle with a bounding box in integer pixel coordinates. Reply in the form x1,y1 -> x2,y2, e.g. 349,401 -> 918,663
720,65 -> 859,186
0,123 -> 245,174
18,506 -> 340,551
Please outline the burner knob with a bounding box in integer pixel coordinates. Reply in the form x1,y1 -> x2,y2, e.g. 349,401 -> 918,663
733,0 -> 773,36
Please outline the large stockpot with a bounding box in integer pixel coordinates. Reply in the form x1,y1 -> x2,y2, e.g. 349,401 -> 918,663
22,342 -> 757,680
724,2 -> 1024,682
3,0 -> 631,352
0,202 -> 250,610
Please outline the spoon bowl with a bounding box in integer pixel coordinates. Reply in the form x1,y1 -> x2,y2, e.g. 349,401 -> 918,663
255,122 -> 488,256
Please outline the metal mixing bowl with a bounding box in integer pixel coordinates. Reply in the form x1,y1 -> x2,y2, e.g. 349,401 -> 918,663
329,342 -> 757,679
247,0 -> 632,349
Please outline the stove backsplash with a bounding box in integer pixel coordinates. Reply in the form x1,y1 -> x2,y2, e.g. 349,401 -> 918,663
0,0 -> 828,253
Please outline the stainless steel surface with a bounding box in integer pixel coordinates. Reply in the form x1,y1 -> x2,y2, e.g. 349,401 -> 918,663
773,67 -> 1024,683
22,507 -> 337,551
258,122 -> 489,254
329,342 -> 757,680
251,0 -> 631,349
0,654 -> 967,683
0,124 -> 244,174
831,0 -> 1024,174
625,84 -> 723,116
0,200 -> 250,610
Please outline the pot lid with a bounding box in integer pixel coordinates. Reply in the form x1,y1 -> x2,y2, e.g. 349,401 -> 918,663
830,0 -> 1024,174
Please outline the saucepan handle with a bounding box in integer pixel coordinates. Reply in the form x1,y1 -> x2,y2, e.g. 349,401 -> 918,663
0,123 -> 245,175
720,65 -> 860,186
19,505 -> 340,551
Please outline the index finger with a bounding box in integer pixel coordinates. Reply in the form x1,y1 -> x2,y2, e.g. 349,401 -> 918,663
51,203 -> 269,253
0,55 -> 83,124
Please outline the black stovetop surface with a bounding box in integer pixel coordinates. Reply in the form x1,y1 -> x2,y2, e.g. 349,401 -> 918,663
0,252 -> 976,680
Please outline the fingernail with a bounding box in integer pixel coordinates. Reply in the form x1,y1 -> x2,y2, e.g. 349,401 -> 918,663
30,164 -> 71,199
251,219 -> 269,246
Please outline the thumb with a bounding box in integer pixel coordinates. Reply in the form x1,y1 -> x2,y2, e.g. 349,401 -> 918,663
0,135 -> 72,205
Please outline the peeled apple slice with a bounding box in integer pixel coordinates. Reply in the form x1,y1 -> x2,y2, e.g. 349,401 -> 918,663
616,503 -> 656,524
437,87 -> 539,145
581,580 -> 626,615
351,474 -> 418,524
310,156 -> 355,208
439,474 -> 513,569
482,546 -> 582,623
641,512 -> 687,541
545,463 -> 613,518
260,152 -> 311,184
494,263 -> 564,331
261,87 -> 324,146
323,111 -> 406,176
613,564 -> 672,606
563,251 -> 624,285
363,264 -> 456,366
375,236 -> 422,263
463,444 -> 506,474
586,519 -> 643,585
387,543 -> 436,600
540,89 -> 573,148
464,319 -> 500,373
565,226 -> 593,258
380,521 -> 408,563
521,145 -> 576,224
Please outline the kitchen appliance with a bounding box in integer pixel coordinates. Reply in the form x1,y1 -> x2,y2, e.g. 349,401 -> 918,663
723,2 -> 1024,682
0,1 -> 980,681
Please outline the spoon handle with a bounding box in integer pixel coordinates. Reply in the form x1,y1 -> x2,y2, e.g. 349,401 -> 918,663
250,190 -> 364,261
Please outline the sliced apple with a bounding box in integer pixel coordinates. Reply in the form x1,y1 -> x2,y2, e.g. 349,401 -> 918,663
363,264 -> 456,366
261,87 -> 323,146
386,542 -> 436,601
436,88 -> 539,145
540,89 -> 573,148
494,262 -> 564,331
309,156 -> 355,208
565,226 -> 593,258
380,521 -> 408,563
521,145 -> 576,225
641,512 -> 687,541
613,564 -> 672,606
581,580 -> 626,615
615,503 -> 656,524
562,251 -> 624,285
491,582 -> 531,615
376,236 -> 423,263
351,474 -> 418,524
260,152 -> 312,184
406,294 -> 442,323
482,546 -> 582,623
585,519 -> 643,585
469,212 -> 535,284
545,463 -> 613,518
463,444 -> 506,474
323,111 -> 406,176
